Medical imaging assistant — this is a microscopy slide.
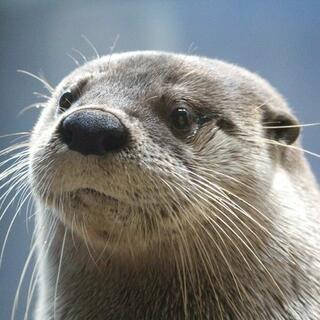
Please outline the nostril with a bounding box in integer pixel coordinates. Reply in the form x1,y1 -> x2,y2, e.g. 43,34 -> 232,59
101,129 -> 128,152
58,109 -> 129,156
61,126 -> 73,146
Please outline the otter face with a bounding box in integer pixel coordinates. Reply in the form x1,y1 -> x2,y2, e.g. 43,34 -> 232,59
29,52 -> 299,250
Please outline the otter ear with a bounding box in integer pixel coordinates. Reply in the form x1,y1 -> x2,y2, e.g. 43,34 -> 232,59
262,108 -> 300,145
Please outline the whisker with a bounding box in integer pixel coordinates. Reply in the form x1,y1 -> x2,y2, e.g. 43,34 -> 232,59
106,34 -> 120,71
81,34 -> 100,59
11,238 -> 37,320
53,228 -> 67,320
0,132 -> 30,139
66,53 -> 80,67
72,48 -> 88,63
0,185 -> 31,268
0,170 -> 29,221
17,70 -> 54,93
18,103 -> 46,116
263,122 -> 320,129
263,138 -> 320,158
23,215 -> 59,320
0,142 -> 29,157
165,167 -> 287,302
32,91 -> 50,100
158,174 -> 246,317
254,97 -> 275,111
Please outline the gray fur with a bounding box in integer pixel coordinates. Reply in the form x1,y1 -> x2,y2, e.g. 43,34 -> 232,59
28,51 -> 320,319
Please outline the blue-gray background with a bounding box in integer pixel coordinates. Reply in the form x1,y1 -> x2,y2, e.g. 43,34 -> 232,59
0,0 -> 319,319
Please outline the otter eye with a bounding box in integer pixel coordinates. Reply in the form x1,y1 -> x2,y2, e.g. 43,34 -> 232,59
170,107 -> 193,131
58,90 -> 74,112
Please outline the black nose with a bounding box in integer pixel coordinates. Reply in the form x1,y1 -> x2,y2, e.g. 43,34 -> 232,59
59,109 -> 129,155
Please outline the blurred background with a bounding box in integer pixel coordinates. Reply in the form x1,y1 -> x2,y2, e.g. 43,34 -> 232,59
0,0 -> 319,318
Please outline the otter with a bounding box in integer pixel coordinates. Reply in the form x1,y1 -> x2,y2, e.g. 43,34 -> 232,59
15,52 -> 320,319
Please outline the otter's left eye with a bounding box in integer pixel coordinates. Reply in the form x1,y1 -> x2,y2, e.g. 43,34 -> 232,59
170,107 -> 193,131
58,90 -> 75,112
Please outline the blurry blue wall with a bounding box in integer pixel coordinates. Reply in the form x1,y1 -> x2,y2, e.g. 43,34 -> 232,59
0,0 -> 319,318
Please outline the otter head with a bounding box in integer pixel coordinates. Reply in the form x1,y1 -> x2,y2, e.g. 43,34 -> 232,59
29,51 -> 300,258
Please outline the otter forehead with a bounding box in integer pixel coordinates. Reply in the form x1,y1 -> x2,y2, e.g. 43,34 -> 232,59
56,51 -> 288,116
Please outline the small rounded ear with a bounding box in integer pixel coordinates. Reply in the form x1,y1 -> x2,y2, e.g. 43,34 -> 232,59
262,108 -> 300,145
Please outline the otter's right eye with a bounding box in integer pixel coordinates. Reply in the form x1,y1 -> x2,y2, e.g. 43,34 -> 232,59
58,90 -> 74,112
170,107 -> 193,131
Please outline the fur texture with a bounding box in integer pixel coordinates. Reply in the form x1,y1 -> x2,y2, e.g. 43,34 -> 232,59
26,52 -> 320,319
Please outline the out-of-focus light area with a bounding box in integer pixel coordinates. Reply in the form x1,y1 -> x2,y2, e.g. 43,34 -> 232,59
0,0 -> 319,318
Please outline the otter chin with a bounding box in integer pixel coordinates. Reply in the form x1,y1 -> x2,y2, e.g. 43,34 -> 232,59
25,51 -> 319,319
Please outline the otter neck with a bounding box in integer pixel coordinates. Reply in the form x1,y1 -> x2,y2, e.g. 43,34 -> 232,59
35,204 -> 308,320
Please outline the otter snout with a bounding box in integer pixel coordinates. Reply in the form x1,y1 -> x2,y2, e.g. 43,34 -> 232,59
59,109 -> 129,156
